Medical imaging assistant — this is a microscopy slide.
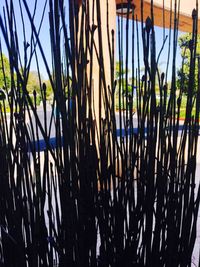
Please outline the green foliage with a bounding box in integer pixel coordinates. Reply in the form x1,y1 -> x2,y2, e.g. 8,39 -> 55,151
0,53 -> 10,89
43,79 -> 53,100
0,89 -> 6,100
115,61 -> 131,93
29,94 -> 42,106
115,61 -> 127,80
177,33 -> 200,95
26,71 -> 45,105
27,71 -> 41,94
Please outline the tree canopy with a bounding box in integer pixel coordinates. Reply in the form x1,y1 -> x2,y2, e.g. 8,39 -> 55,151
0,53 -> 10,89
27,71 -> 41,94
177,33 -> 200,94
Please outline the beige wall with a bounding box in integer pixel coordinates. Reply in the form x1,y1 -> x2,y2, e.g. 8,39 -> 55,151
88,0 -> 116,125
77,0 -> 116,129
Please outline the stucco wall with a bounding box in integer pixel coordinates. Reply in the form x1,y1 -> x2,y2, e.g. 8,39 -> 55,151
89,0 -> 116,123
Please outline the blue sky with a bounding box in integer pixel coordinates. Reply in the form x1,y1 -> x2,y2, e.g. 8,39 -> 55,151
0,0 -> 183,81
116,15 -> 183,82
0,0 -> 52,79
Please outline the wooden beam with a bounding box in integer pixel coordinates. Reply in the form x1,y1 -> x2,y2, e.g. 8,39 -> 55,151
116,0 -> 200,33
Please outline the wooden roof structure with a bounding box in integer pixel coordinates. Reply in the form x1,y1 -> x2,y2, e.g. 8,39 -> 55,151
115,0 -> 200,33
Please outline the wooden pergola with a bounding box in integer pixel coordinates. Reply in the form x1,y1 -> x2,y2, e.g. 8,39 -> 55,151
76,0 -> 200,123
115,0 -> 200,33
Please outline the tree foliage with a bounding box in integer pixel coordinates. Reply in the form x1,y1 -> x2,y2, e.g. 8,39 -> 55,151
177,33 -> 200,94
115,61 -> 127,80
0,53 -> 10,89
115,61 -> 132,94
43,79 -> 53,100
27,71 -> 41,94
